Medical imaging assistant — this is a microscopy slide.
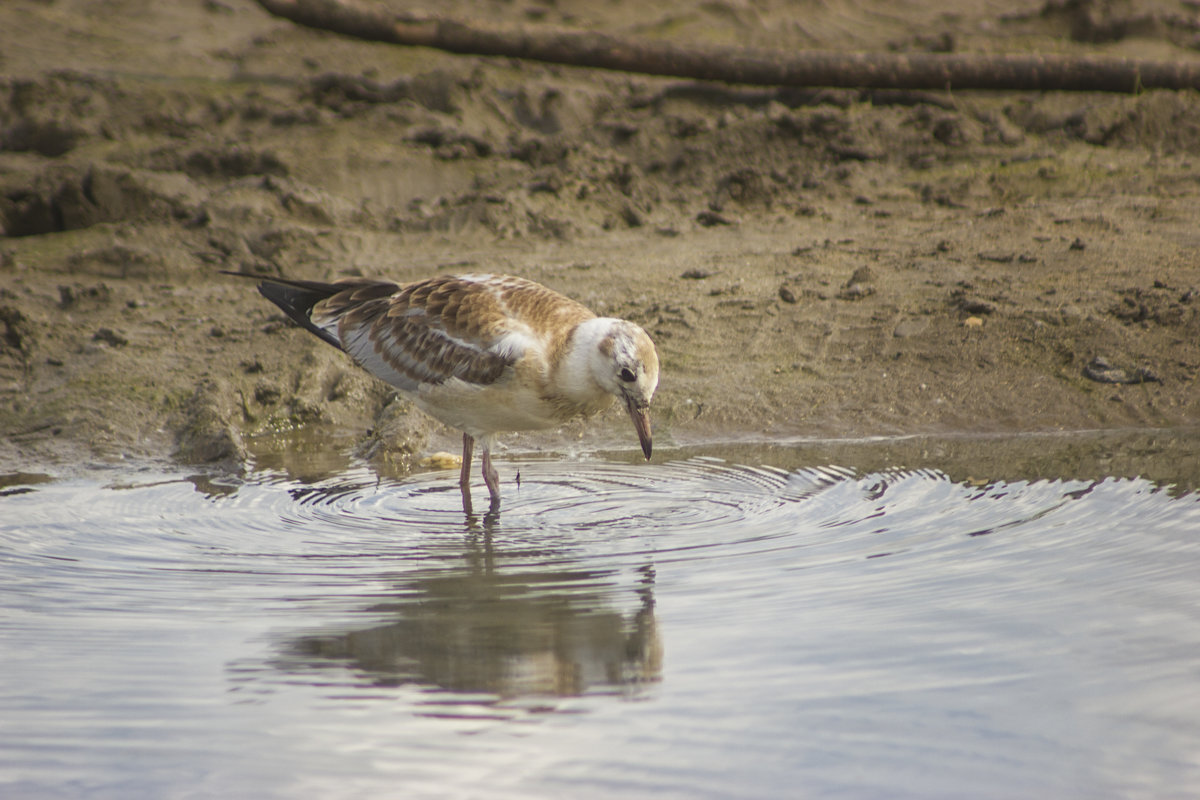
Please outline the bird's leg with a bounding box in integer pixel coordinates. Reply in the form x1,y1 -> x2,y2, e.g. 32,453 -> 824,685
481,443 -> 501,513
460,433 -> 475,515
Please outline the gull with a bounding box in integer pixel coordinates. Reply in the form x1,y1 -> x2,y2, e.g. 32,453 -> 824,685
230,271 -> 660,514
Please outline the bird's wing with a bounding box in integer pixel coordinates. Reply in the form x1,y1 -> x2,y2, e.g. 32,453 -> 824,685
318,275 -> 568,391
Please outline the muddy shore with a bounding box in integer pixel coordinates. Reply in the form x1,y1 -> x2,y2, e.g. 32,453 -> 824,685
2,0 -> 1198,478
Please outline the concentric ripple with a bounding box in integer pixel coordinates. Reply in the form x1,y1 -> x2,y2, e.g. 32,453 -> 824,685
6,460 -> 1197,572
201,458 -> 874,568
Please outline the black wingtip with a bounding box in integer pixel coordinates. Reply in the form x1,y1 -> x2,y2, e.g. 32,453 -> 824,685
222,271 -> 344,351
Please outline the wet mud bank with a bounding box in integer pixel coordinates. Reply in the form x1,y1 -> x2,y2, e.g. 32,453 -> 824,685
1,0 -> 1198,477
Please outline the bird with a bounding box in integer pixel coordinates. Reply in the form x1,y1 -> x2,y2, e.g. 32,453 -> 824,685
228,271 -> 660,514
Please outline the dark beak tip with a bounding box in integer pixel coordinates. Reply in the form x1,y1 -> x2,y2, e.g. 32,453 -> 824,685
626,398 -> 653,462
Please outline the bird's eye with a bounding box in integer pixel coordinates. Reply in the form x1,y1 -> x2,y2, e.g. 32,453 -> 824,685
619,367 -> 636,383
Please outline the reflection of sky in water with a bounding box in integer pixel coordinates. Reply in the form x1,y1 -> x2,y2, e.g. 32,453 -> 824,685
2,441 -> 1200,798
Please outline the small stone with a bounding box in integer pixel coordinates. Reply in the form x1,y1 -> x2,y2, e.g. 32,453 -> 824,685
696,210 -> 734,227
846,266 -> 874,286
709,281 -> 742,297
893,318 -> 929,338
779,285 -> 798,304
963,316 -> 984,328
93,328 -> 128,347
836,283 -> 875,301
1083,356 -> 1161,384
960,299 -> 996,315
420,451 -> 462,469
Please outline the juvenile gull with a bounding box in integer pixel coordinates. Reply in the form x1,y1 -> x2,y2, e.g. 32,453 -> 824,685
232,272 -> 660,514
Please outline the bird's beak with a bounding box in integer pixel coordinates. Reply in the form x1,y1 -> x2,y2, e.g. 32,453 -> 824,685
626,398 -> 653,460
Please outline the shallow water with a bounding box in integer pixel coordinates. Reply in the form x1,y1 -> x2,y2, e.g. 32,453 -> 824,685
3,431 -> 1200,799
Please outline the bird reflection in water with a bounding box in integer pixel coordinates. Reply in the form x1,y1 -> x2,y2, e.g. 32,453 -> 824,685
273,556 -> 660,708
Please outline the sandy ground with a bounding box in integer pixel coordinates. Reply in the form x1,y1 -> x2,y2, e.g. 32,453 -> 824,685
2,0 -> 1199,478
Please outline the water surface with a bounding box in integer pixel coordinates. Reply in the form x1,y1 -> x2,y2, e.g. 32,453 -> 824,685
3,430 -> 1200,798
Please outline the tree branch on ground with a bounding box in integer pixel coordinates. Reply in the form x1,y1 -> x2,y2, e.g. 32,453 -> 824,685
256,0 -> 1200,93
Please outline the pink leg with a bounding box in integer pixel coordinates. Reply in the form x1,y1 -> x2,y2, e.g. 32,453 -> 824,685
481,444 -> 501,513
460,433 -> 474,515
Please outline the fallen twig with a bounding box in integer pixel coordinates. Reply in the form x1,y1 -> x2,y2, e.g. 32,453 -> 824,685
256,0 -> 1200,93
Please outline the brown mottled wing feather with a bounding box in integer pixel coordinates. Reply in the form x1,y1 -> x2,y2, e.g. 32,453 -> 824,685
316,275 -> 591,391
483,274 -> 597,335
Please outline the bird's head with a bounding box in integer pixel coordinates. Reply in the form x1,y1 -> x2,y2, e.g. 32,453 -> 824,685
591,320 -> 659,459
